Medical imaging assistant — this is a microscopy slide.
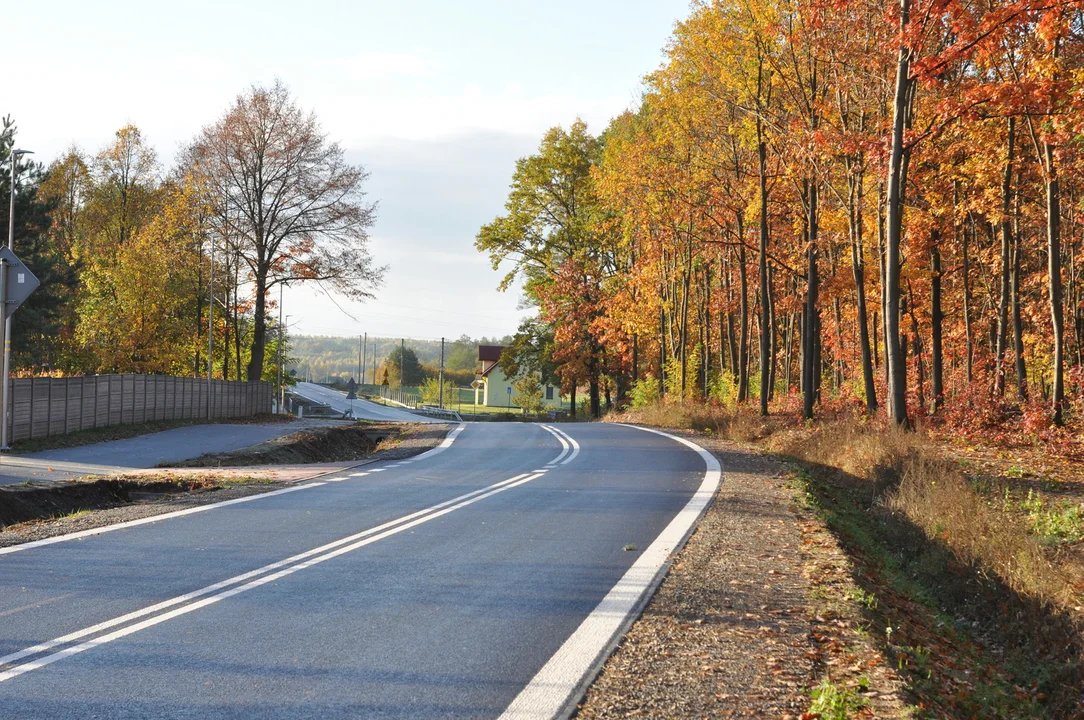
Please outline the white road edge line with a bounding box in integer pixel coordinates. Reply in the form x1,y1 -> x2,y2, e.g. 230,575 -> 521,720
0,423 -> 468,557
0,483 -> 326,558
499,424 -> 721,720
0,470 -> 537,679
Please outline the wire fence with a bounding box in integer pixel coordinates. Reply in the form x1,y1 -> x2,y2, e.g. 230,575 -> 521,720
379,385 -> 421,409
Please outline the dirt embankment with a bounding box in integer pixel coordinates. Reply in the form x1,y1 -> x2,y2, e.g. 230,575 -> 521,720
0,476 -> 223,529
164,423 -> 400,467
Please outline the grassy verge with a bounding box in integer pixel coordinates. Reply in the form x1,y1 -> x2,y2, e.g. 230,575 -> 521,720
611,403 -> 1084,717
7,413 -> 293,455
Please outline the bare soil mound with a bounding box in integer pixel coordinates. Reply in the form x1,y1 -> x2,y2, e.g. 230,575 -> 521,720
165,423 -> 401,467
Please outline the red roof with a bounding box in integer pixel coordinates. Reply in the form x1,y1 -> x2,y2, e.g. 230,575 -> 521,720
478,345 -> 505,362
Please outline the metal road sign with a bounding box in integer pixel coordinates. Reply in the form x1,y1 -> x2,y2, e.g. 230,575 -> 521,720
346,378 -> 357,392
471,379 -> 483,389
0,247 -> 39,318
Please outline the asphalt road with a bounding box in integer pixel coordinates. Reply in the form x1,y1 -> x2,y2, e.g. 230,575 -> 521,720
0,422 -> 717,719
292,382 -> 440,423
0,420 -> 341,487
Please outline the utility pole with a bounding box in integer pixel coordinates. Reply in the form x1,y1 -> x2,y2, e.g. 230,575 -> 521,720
207,210 -> 214,420
362,333 -> 367,387
439,337 -> 445,408
399,338 -> 405,390
357,335 -> 362,384
277,283 -> 284,413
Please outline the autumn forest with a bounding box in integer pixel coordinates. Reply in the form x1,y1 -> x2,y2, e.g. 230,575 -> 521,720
480,0 -> 1084,437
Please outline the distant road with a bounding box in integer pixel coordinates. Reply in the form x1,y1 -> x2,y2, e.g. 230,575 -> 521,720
0,422 -> 718,719
292,381 -> 440,423
0,420 -> 339,487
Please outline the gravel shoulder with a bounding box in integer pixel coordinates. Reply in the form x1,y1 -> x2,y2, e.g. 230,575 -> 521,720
0,423 -> 452,550
575,428 -> 910,719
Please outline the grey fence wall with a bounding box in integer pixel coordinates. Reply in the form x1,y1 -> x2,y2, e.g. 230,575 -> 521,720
6,375 -> 273,442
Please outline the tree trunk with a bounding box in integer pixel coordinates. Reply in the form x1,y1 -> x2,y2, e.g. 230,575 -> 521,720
885,0 -> 913,425
679,265 -> 691,398
767,266 -> 777,400
589,373 -> 601,419
1045,141 -> 1066,425
703,266 -> 711,397
247,276 -> 268,383
658,298 -> 666,400
802,179 -> 819,420
995,118 -> 1015,396
1011,231 -> 1027,399
738,229 -> 750,403
758,133 -> 771,416
931,235 -> 944,411
878,182 -> 891,395
850,172 -> 877,413
963,214 -> 975,383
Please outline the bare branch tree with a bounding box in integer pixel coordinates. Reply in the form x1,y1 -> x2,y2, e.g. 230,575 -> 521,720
186,81 -> 384,382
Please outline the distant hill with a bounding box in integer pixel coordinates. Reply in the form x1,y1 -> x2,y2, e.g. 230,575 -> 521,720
289,334 -> 512,384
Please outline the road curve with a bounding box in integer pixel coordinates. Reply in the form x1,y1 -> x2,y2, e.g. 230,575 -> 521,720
292,381 -> 439,423
0,422 -> 718,719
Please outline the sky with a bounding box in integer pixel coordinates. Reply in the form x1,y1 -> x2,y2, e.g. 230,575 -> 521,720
8,0 -> 690,341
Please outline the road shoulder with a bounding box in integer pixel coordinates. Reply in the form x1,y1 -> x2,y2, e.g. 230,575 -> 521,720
575,428 -> 909,719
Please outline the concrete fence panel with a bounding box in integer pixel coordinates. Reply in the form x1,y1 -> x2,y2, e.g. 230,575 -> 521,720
6,374 -> 273,443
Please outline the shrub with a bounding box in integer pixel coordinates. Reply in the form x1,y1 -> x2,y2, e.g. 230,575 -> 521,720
629,378 -> 660,409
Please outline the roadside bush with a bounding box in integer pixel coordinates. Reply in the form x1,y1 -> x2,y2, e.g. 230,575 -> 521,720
709,370 -> 738,406
629,378 -> 659,409
663,350 -> 700,400
419,377 -> 457,407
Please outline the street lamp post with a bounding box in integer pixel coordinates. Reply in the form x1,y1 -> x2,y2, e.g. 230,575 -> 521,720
1,148 -> 33,450
279,312 -> 291,414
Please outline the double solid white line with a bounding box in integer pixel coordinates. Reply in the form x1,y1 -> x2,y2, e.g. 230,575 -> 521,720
0,468 -> 545,683
0,421 -> 569,684
538,424 -> 580,466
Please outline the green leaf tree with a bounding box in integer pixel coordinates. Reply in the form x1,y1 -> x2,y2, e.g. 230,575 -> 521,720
512,373 -> 545,414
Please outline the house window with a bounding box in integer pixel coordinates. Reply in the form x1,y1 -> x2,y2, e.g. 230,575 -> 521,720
545,385 -> 554,400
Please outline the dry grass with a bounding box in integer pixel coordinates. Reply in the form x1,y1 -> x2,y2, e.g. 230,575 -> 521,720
610,401 -> 775,442
769,417 -> 1076,609
613,400 -> 1084,713
889,454 -> 1071,606
620,402 -> 1079,610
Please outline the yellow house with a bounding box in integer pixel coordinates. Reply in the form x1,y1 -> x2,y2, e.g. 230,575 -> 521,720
476,345 -> 567,410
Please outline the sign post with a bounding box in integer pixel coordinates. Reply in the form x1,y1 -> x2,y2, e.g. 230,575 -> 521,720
345,378 -> 357,419
0,247 -> 40,449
